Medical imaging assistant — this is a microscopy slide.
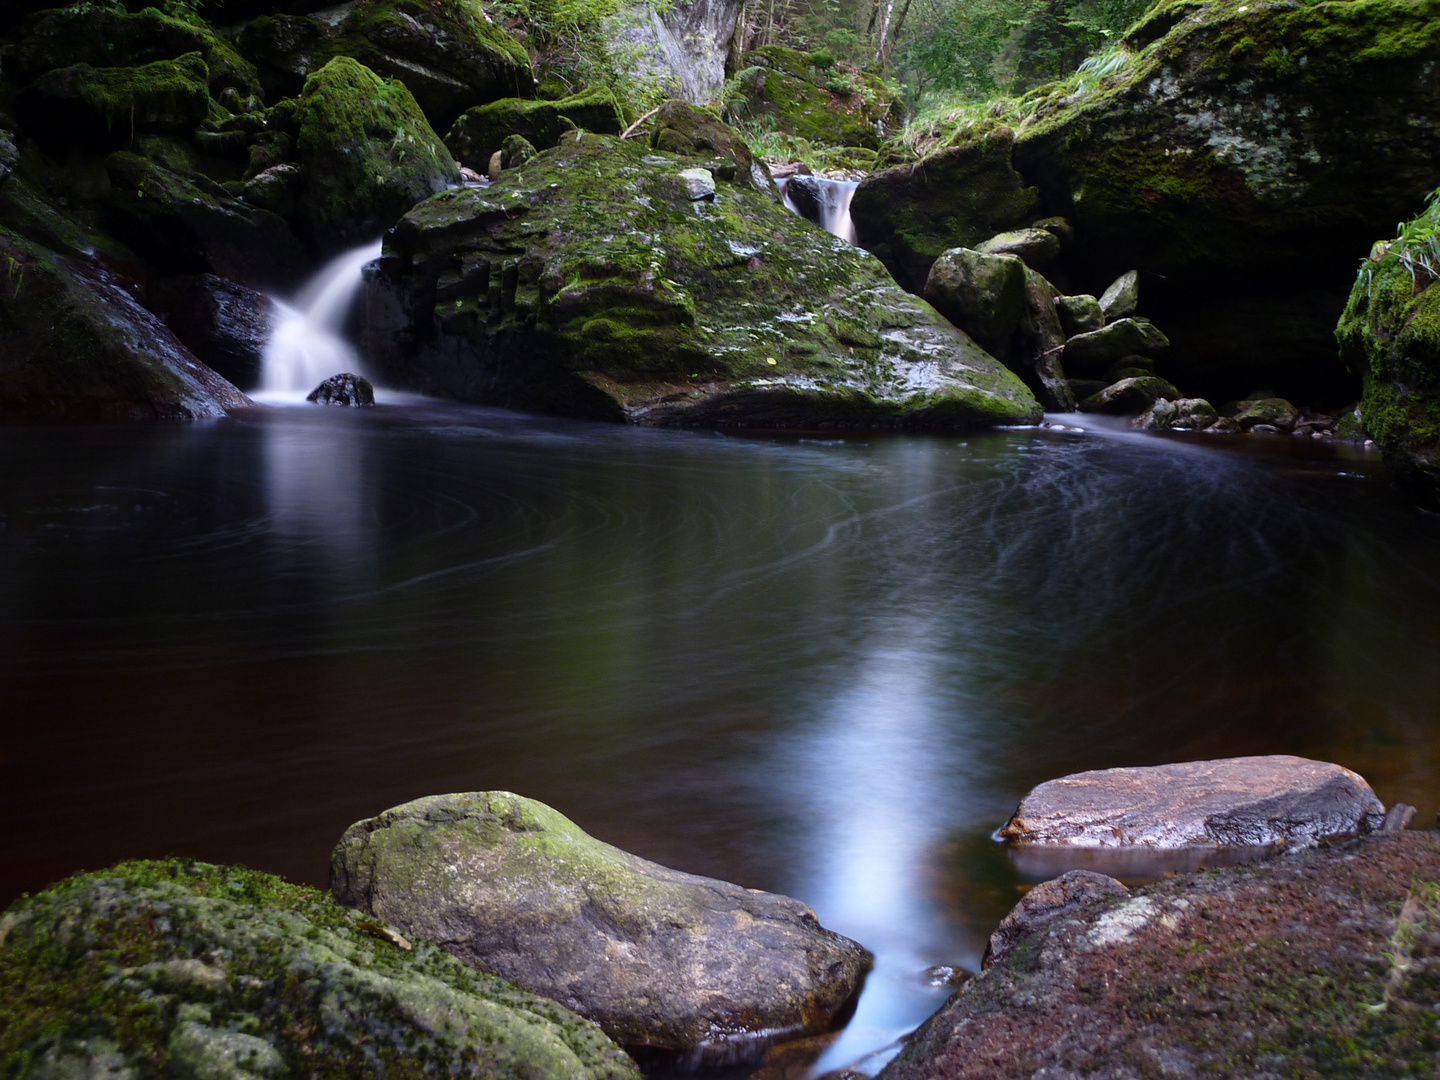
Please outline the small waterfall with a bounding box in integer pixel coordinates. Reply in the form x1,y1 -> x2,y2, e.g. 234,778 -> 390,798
259,239 -> 384,398
778,175 -> 859,244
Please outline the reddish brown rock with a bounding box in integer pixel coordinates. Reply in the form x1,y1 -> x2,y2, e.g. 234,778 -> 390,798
982,870 -> 1127,969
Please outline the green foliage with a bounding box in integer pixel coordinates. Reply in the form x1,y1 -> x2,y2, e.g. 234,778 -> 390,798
810,48 -> 837,67
1359,186 -> 1440,289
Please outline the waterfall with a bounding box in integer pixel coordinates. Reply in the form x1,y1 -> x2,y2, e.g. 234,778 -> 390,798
778,176 -> 859,245
259,239 -> 383,398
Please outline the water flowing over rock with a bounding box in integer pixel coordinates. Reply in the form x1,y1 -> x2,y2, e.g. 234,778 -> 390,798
362,130 -> 1041,428
998,755 -> 1386,850
151,274 -> 275,390
0,860 -> 641,1080
330,791 -> 873,1062
0,227 -> 251,421
308,372 -> 374,405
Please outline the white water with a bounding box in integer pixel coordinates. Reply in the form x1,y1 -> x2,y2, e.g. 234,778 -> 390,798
257,239 -> 384,401
778,175 -> 860,245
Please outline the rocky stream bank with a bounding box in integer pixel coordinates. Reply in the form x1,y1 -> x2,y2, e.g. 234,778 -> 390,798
3,756 -> 1434,1078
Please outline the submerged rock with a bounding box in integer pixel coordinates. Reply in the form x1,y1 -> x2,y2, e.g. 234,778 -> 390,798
0,227 -> 251,421
0,859 -> 641,1080
997,755 -> 1385,850
363,131 -> 1040,428
307,372 -> 375,405
330,791 -> 873,1061
295,56 -> 458,253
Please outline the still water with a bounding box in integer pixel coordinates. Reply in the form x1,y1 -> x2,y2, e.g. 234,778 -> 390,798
3,403 -> 1439,1072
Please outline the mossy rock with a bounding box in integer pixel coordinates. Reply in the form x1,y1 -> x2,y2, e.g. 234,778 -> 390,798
103,149 -> 308,289
722,65 -> 880,150
1338,246 -> 1440,505
0,858 -> 642,1079
295,56 -> 458,254
234,12 -> 332,102
646,100 -> 771,194
0,226 -> 251,421
9,5 -> 259,97
18,53 -> 211,154
1007,0 -> 1440,401
445,89 -> 625,172
363,132 -> 1041,428
851,122 -> 1041,292
332,792 -> 872,1061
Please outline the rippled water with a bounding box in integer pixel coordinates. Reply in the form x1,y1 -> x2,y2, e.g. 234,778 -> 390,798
3,403 -> 1439,1073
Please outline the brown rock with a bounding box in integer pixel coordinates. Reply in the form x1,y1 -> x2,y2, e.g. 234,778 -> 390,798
998,755 -> 1385,850
983,870 -> 1127,969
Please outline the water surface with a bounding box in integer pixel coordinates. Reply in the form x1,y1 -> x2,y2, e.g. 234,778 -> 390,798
3,403 -> 1438,1072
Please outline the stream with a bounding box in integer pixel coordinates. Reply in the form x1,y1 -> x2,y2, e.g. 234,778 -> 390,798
3,403 -> 1439,1073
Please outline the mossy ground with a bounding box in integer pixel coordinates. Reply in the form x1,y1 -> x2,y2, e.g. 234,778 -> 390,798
0,858 -> 641,1080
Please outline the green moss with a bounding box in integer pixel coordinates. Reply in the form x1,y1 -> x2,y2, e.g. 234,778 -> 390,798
0,859 -> 641,1080
18,53 -> 211,150
445,88 -> 625,171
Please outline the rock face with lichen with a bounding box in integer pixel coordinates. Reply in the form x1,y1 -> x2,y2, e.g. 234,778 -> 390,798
361,124 -> 1041,428
722,47 -> 898,151
0,859 -> 642,1080
1007,0 -> 1440,402
1336,195 -> 1440,508
330,791 -> 873,1063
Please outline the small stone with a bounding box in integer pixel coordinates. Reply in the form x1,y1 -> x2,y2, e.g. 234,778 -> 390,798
306,372 -> 374,406
487,149 -> 502,181
1230,396 -> 1300,432
501,133 -> 536,168
677,167 -> 716,201
1078,376 -> 1181,415
1099,270 -> 1139,320
1250,423 -> 1280,434
1057,294 -> 1104,335
1205,417 -> 1242,433
976,227 -> 1062,272
984,871 -> 1129,969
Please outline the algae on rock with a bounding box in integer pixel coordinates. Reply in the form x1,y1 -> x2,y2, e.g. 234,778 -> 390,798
295,56 -> 459,253
363,127 -> 1041,428
0,859 -> 641,1080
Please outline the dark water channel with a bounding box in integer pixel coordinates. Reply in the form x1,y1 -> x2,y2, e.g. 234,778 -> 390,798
4,402 -> 1440,1072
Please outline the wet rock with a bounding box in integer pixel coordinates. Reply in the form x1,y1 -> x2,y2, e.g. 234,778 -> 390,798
445,89 -> 624,172
1134,397 -> 1216,432
1098,270 -> 1138,321
295,57 -> 458,254
975,227 -> 1062,273
1077,376 -> 1179,415
150,274 -> 275,390
330,791 -> 873,1062
0,859 -> 640,1080
983,870 -> 1128,969
851,122 -> 1041,293
1017,267 -> 1074,412
1062,318 -> 1169,377
364,132 -> 1040,428
1056,293 -> 1103,336
17,53 -> 211,153
307,372 -> 374,406
0,227 -> 251,421
997,755 -> 1386,850
1229,396 -> 1300,432
923,247 -> 1028,362
1204,416 -> 1241,434
783,174 -> 825,222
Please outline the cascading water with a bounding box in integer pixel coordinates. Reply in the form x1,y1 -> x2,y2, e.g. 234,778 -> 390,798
778,175 -> 860,244
259,239 -> 383,399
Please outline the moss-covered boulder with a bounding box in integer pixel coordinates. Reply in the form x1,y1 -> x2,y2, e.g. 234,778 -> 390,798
332,792 -> 872,1062
9,5 -> 260,97
363,132 -> 1041,428
445,88 -> 625,172
0,227 -> 251,421
721,47 -> 896,150
1338,205 -> 1440,505
1007,0 -> 1440,404
851,122 -> 1042,292
0,859 -> 642,1079
18,53 -> 211,154
295,57 -> 458,254
647,99 -> 773,193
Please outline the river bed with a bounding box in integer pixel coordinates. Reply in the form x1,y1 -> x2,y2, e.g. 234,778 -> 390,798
2,402 -> 1438,1073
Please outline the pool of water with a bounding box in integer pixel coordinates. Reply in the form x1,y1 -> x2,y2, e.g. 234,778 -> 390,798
3,401 -> 1438,1073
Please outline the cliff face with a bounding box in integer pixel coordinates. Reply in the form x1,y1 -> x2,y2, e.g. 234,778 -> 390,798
610,0 -> 742,103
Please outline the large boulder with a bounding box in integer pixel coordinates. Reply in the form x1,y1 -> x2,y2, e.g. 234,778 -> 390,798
1336,201 -> 1440,508
1008,0 -> 1440,404
851,122 -> 1042,292
295,57 -> 459,254
0,859 -> 642,1080
722,47 -> 894,149
0,227 -> 251,421
150,274 -> 276,390
997,755 -> 1386,850
331,792 -> 872,1061
363,132 -> 1041,428
445,88 -> 626,172
646,99 -> 773,193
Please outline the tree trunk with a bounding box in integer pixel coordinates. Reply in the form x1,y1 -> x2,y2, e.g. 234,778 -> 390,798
873,0 -> 895,65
